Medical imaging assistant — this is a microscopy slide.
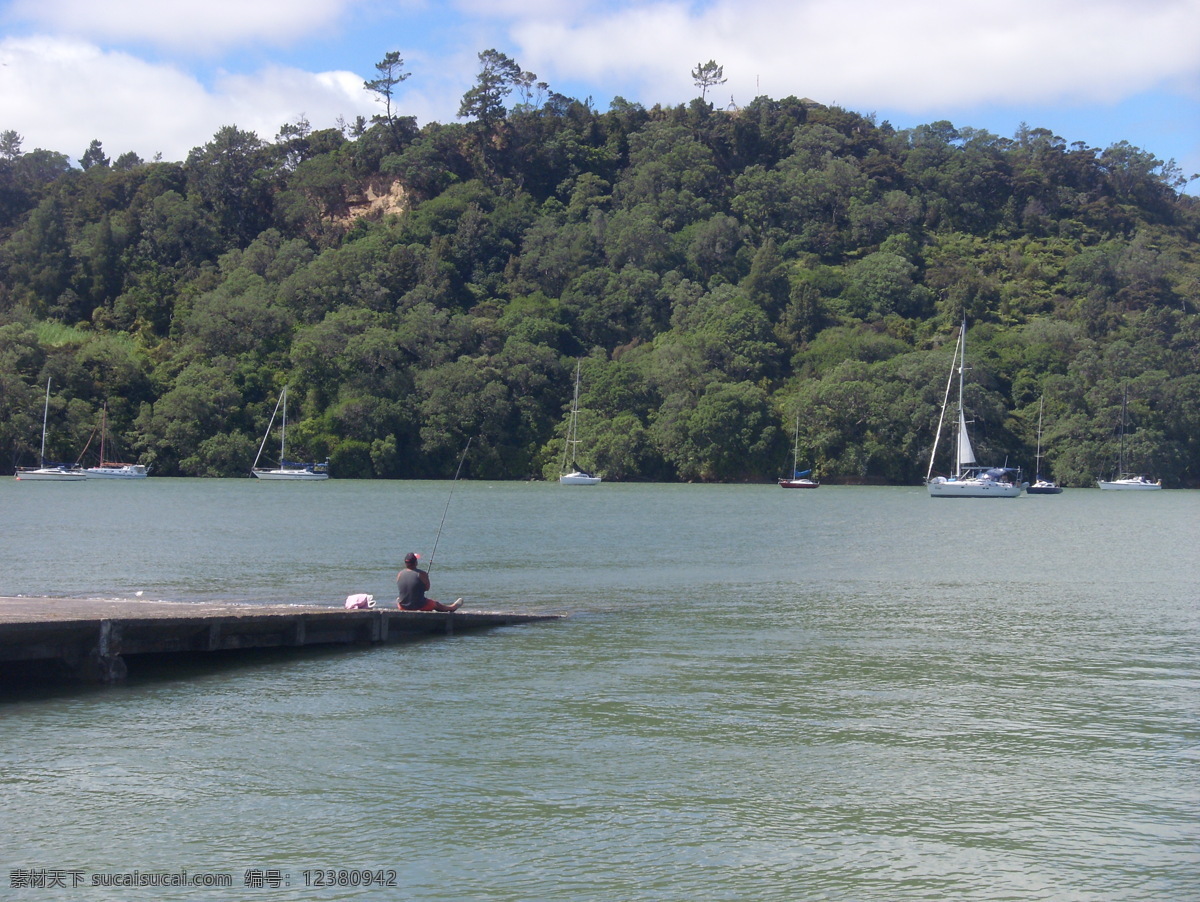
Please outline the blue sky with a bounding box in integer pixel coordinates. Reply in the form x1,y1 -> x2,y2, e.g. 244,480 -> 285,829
1,0 -> 1198,193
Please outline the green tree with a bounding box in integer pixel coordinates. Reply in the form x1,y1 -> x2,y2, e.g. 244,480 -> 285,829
2,196 -> 73,314
185,125 -> 275,244
841,250 -> 924,319
683,214 -> 744,284
80,139 -> 110,171
179,270 -> 293,358
743,238 -> 789,318
77,215 -> 124,311
653,380 -> 776,481
0,130 -> 22,161
777,279 -> 829,348
663,283 -> 781,385
134,190 -> 220,269
0,322 -> 45,465
458,49 -> 523,129
415,357 -> 515,476
288,152 -> 356,221
11,148 -> 70,188
691,60 -> 726,103
363,51 -> 413,146
133,362 -> 243,475
113,151 -> 144,171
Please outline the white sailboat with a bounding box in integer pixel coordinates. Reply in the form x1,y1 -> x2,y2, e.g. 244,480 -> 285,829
926,321 -> 1024,498
84,403 -> 149,478
559,362 -> 601,485
1097,388 -> 1160,491
251,386 -> 329,480
778,410 -> 818,488
14,378 -> 86,481
1026,396 -> 1062,494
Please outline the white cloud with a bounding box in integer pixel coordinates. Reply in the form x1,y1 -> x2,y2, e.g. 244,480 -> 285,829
6,0 -> 358,52
0,36 -> 378,161
0,0 -> 1196,174
511,0 -> 1200,113
450,0 -> 578,15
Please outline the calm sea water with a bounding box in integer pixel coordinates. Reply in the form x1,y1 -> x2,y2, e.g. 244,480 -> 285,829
2,479 -> 1198,901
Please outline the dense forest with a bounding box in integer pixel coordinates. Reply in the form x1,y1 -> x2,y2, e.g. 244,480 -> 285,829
2,51 -> 1198,485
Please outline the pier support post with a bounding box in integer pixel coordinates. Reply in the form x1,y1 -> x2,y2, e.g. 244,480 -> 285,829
76,620 -> 128,683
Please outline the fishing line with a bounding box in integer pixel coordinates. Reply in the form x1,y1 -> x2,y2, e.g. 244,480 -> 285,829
426,436 -> 473,574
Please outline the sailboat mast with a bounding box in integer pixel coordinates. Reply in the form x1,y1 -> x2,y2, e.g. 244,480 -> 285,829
99,403 -> 107,467
39,377 -> 51,464
1035,396 -> 1043,478
571,364 -> 581,459
927,335 -> 955,482
280,386 -> 288,464
1118,387 -> 1127,476
955,323 -> 966,479
251,390 -> 285,470
561,362 -> 581,474
792,409 -> 800,476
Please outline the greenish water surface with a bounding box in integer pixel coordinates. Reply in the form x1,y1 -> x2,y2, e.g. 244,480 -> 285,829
1,480 -> 1197,900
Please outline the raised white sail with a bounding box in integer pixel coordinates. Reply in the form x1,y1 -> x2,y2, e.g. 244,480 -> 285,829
956,409 -> 976,470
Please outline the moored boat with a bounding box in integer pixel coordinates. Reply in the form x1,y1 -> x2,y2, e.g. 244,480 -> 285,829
86,463 -> 150,479
779,474 -> 819,489
16,464 -> 87,481
925,321 -> 1023,498
559,469 -> 602,485
15,378 -> 86,481
1097,388 -> 1160,491
1026,397 -> 1062,494
778,410 -> 818,488
559,361 -> 601,485
251,386 -> 329,480
252,462 -> 330,481
1027,478 -> 1063,495
1097,474 -> 1161,491
84,404 -> 149,479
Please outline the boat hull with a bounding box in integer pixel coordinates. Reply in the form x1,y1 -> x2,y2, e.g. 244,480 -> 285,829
927,477 -> 1024,498
778,479 -> 819,489
559,471 -> 601,485
1097,478 -> 1161,491
252,468 -> 329,481
85,465 -> 148,479
15,467 -> 87,481
1027,481 -> 1062,495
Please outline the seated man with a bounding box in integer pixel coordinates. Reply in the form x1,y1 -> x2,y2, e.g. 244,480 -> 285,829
396,552 -> 462,612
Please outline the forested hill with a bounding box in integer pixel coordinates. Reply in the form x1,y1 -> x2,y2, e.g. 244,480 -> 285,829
1,73 -> 1198,485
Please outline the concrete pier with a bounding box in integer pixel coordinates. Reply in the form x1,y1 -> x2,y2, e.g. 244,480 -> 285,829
0,596 -> 563,684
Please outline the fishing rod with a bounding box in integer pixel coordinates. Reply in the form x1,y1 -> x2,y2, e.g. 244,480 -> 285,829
425,435 -> 473,574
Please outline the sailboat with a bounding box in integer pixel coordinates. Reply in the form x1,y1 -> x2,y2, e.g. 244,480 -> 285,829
926,321 -> 1024,498
251,386 -> 329,480
84,403 -> 149,478
1097,387 -> 1160,490
559,361 -> 601,485
778,410 -> 818,488
1026,396 -> 1062,494
14,378 -> 87,481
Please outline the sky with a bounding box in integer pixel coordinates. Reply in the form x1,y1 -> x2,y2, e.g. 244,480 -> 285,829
1,0 -> 1198,193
